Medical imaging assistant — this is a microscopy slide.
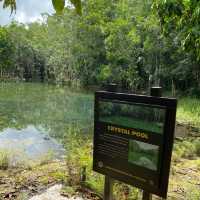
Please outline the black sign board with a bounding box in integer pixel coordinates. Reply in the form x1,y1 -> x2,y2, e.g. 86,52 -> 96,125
93,91 -> 177,198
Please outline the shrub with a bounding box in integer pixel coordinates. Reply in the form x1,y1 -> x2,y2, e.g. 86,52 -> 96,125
0,150 -> 9,170
194,140 -> 200,156
177,97 -> 200,127
185,184 -> 200,200
62,127 -> 141,199
39,150 -> 54,165
173,138 -> 200,161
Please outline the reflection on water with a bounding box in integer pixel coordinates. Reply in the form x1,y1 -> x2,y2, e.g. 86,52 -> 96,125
0,125 -> 65,161
0,83 -> 94,162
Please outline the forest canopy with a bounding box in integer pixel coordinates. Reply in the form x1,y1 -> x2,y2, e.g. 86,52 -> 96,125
0,0 -> 200,95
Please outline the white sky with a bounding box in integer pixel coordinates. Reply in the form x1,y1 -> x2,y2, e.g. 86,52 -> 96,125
0,0 -> 55,26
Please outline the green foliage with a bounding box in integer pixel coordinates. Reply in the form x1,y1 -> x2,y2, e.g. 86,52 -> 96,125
70,0 -> 82,15
185,184 -> 200,200
0,0 -> 16,13
0,0 -> 200,93
113,182 -> 140,200
177,97 -> 200,126
98,65 -> 112,84
153,0 -> 200,61
173,138 -> 200,161
52,0 -> 65,14
39,150 -> 54,165
194,140 -> 200,156
63,127 -> 141,199
0,150 -> 9,170
61,185 -> 76,196
1,0 -> 82,15
63,127 -> 104,192
0,27 -> 15,76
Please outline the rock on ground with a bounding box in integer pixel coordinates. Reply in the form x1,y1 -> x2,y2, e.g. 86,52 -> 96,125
29,184 -> 88,200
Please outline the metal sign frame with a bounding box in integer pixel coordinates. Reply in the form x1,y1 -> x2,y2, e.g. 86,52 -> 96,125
93,91 -> 177,198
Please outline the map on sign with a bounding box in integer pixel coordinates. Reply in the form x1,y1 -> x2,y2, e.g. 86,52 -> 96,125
93,91 -> 177,198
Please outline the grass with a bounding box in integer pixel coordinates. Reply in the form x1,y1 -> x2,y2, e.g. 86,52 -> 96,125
62,128 -> 142,199
172,138 -> 200,162
0,148 -> 57,171
0,127 -> 199,199
64,129 -> 200,200
186,184 -> 200,200
169,157 -> 200,200
63,128 -> 104,193
0,160 -> 67,199
0,83 -> 200,198
0,150 -> 9,170
177,97 -> 200,127
0,94 -> 200,199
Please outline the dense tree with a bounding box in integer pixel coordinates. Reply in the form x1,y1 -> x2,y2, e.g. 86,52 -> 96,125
153,0 -> 200,61
0,27 -> 14,77
153,0 -> 200,94
0,0 -> 199,95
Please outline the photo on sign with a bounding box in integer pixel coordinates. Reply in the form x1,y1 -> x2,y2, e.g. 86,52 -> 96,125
128,140 -> 159,171
99,100 -> 166,134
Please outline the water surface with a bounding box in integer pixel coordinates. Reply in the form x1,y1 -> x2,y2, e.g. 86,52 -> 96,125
0,82 -> 94,162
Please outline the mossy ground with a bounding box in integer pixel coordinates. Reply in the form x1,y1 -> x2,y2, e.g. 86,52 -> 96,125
0,129 -> 200,200
0,138 -> 200,200
0,161 -> 67,199
168,158 -> 200,200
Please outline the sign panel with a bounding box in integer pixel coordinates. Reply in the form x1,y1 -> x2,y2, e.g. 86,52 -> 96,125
93,91 -> 177,198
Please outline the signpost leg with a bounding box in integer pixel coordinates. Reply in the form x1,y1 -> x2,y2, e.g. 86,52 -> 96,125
142,191 -> 152,200
104,176 -> 113,200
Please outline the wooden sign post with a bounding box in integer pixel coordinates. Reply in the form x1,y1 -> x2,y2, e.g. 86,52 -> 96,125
93,87 -> 177,200
104,176 -> 113,200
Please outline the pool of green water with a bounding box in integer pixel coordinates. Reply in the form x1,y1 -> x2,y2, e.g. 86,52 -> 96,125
0,82 -> 94,161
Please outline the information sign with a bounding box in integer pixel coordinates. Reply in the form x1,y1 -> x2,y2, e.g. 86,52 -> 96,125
93,91 -> 177,198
